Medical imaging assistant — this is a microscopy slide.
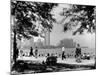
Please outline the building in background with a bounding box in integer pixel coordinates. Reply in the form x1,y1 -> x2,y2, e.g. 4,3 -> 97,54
58,39 -> 76,48
44,28 -> 50,46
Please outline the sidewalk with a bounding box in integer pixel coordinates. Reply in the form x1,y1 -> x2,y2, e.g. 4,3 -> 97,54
17,56 -> 95,66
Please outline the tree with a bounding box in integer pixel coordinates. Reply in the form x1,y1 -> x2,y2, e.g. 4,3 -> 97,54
11,0 -> 58,63
60,4 -> 96,35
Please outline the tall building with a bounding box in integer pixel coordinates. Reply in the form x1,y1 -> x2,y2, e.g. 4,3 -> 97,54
44,28 -> 50,46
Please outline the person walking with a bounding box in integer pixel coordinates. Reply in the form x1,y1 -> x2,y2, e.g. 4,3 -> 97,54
62,46 -> 66,60
35,47 -> 38,58
75,44 -> 81,63
30,47 -> 33,57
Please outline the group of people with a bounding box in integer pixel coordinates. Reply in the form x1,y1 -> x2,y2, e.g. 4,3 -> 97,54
19,44 -> 82,62
19,47 -> 38,58
29,47 -> 38,58
61,44 -> 82,62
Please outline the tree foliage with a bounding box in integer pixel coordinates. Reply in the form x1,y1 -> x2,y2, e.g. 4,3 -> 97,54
60,5 -> 96,35
11,0 -> 58,63
11,0 -> 58,39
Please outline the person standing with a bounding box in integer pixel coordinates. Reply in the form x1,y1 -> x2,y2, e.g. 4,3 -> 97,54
19,49 -> 23,57
30,47 -> 33,57
62,46 -> 66,60
35,47 -> 38,58
75,44 -> 81,63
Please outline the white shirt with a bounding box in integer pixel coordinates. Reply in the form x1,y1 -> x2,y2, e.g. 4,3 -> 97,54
62,47 -> 65,52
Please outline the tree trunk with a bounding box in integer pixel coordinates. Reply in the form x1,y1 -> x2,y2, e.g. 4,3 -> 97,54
13,30 -> 18,64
